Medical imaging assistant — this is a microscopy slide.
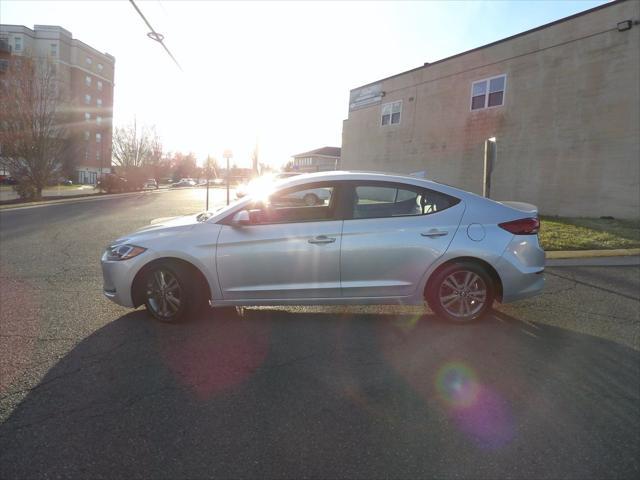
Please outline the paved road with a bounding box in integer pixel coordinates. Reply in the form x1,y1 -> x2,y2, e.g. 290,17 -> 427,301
1,190 -> 638,479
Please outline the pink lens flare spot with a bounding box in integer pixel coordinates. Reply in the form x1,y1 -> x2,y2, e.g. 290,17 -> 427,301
452,386 -> 515,449
160,316 -> 270,400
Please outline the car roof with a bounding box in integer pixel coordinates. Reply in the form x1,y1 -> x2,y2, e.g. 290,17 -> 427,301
275,170 -> 476,200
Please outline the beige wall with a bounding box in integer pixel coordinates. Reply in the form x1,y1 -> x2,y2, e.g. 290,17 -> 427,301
342,1 -> 640,219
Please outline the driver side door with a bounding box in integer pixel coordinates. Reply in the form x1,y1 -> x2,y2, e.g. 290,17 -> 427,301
216,182 -> 343,300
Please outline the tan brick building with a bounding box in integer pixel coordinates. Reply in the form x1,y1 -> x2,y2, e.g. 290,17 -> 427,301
341,0 -> 639,219
291,147 -> 341,173
0,25 -> 115,184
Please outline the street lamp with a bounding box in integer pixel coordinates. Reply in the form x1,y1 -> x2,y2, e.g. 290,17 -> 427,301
223,149 -> 233,205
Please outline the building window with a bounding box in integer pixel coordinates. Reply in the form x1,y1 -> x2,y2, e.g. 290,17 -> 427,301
84,94 -> 91,105
50,43 -> 58,57
14,37 -> 22,52
85,75 -> 91,87
96,150 -> 101,161
83,131 -> 90,141
84,112 -> 91,121
97,63 -> 103,72
471,74 -> 506,110
86,57 -> 92,65
96,116 -> 102,125
96,98 -> 102,107
96,133 -> 102,143
381,101 -> 402,126
97,80 -> 103,91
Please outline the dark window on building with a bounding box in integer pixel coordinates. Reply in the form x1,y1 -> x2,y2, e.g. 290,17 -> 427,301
471,74 -> 506,110
381,101 -> 402,126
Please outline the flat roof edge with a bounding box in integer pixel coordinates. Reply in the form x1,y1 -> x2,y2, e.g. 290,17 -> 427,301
350,0 -> 624,92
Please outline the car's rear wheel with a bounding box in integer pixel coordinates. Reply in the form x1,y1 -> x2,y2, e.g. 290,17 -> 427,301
303,193 -> 319,206
143,263 -> 197,323
426,262 -> 495,323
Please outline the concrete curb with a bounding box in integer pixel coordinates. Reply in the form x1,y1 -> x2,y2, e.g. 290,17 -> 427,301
545,248 -> 640,259
546,256 -> 640,267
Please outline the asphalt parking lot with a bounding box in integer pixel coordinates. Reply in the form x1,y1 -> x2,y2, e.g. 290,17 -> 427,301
1,189 -> 638,479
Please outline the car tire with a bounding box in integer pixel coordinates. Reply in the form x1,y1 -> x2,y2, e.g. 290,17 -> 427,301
303,193 -> 319,206
143,262 -> 202,323
426,262 -> 495,324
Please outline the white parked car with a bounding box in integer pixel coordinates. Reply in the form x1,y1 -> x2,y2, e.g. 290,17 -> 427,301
143,179 -> 158,189
102,171 -> 544,324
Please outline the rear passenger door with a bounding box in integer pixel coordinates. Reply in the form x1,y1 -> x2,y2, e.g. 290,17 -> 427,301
340,181 -> 464,298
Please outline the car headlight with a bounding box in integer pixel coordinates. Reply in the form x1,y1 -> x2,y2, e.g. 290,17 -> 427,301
105,244 -> 147,261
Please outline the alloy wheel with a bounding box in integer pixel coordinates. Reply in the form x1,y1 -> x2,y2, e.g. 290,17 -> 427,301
438,270 -> 487,319
146,269 -> 182,320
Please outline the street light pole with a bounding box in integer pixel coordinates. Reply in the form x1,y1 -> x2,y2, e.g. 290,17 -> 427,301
223,149 -> 233,205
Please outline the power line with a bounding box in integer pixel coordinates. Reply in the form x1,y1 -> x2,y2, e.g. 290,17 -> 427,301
128,0 -> 183,71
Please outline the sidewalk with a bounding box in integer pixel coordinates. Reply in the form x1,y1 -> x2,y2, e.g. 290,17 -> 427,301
0,189 -> 154,211
0,185 -> 99,202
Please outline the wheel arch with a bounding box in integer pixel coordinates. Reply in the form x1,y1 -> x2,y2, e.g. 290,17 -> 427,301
425,256 -> 503,302
130,257 -> 212,308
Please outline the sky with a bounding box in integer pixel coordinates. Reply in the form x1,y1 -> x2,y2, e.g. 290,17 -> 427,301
1,0 -> 608,168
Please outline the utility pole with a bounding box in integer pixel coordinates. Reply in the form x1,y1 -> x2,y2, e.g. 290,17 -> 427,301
223,149 -> 233,205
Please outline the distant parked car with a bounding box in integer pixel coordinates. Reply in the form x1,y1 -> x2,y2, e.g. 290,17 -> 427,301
101,171 -> 544,324
144,179 -> 158,189
98,174 -> 128,193
1,177 -> 18,185
236,173 -> 301,199
171,179 -> 196,188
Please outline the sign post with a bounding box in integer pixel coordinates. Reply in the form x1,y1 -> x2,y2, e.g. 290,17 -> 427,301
205,155 -> 210,211
223,149 -> 233,205
483,137 -> 496,198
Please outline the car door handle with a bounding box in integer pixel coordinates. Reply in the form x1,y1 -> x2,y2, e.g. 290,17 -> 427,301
308,235 -> 336,244
421,230 -> 448,238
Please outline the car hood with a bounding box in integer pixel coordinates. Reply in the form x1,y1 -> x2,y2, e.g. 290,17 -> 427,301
112,214 -> 201,245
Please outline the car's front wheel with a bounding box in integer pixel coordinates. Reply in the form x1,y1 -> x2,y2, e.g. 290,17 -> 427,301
143,263 -> 196,323
426,262 -> 495,323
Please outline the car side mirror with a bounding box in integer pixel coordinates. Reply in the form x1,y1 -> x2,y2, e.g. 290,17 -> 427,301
232,210 -> 251,226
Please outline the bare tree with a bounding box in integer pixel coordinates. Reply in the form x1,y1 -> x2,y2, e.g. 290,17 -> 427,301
112,120 -> 160,169
0,55 -> 69,199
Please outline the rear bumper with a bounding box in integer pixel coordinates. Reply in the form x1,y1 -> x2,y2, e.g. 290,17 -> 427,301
496,235 -> 545,303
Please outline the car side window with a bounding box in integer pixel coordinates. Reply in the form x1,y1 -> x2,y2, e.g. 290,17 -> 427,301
352,184 -> 459,219
248,184 -> 336,224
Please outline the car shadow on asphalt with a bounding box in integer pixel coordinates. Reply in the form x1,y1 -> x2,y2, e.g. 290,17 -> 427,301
1,308 -> 638,479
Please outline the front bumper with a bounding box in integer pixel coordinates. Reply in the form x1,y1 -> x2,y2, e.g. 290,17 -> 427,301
101,250 -> 149,307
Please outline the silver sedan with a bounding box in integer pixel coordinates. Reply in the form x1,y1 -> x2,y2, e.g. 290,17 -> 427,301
101,171 -> 544,324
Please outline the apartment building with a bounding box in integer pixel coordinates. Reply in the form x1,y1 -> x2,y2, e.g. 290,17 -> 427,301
291,147 -> 341,173
0,25 -> 115,184
341,0 -> 639,218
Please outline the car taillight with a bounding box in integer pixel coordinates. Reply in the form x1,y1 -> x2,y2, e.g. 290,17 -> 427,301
498,217 -> 540,235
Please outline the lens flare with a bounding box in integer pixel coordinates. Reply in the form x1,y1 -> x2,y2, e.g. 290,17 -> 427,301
436,362 -> 480,408
435,361 -> 514,449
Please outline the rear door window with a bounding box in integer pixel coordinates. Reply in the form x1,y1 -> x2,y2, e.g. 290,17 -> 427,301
351,183 -> 460,219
